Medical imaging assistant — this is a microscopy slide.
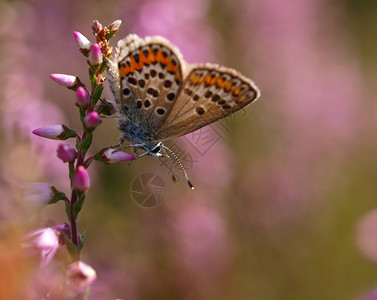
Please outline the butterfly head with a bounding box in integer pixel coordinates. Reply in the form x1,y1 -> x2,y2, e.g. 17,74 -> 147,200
146,142 -> 163,157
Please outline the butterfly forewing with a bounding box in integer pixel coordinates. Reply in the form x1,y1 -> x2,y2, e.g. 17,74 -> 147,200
117,36 -> 184,130
155,64 -> 260,141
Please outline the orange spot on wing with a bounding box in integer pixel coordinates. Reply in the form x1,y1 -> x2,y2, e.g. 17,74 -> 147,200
142,55 -> 150,65
233,88 -> 241,96
190,73 -> 202,84
209,75 -> 217,85
167,62 -> 178,73
224,80 -> 233,92
156,50 -> 163,61
119,65 -> 134,77
130,55 -> 142,70
216,77 -> 226,88
160,55 -> 168,65
150,49 -> 158,63
119,66 -> 126,78
204,74 -> 212,85
139,49 -> 147,65
175,72 -> 182,82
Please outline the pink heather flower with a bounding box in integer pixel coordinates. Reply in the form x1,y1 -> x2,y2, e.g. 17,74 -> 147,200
66,261 -> 97,295
76,87 -> 90,107
356,208 -> 377,262
366,287 -> 377,300
22,227 -> 59,268
88,43 -> 103,67
83,111 -> 100,129
73,31 -> 92,51
50,73 -> 77,88
23,182 -> 54,206
102,149 -> 135,163
73,166 -> 90,192
32,125 -> 65,140
57,144 -> 77,163
108,20 -> 122,33
53,223 -> 71,244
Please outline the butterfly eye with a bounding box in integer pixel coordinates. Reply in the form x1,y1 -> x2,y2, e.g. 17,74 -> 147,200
151,146 -> 161,154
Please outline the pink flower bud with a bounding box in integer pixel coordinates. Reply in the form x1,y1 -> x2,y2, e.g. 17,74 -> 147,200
76,87 -> 90,107
32,125 -> 65,140
73,166 -> 90,192
108,20 -> 122,33
22,227 -> 59,268
73,31 -> 92,51
83,111 -> 100,129
92,20 -> 103,34
50,73 -> 77,88
23,182 -> 54,206
57,144 -> 77,162
88,44 -> 103,67
102,149 -> 135,163
66,261 -> 97,295
52,223 -> 70,234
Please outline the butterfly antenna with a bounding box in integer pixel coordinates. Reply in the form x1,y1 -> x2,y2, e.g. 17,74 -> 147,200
162,145 -> 194,190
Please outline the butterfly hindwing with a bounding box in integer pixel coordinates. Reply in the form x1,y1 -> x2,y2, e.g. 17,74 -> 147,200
155,63 -> 260,141
116,35 -> 184,132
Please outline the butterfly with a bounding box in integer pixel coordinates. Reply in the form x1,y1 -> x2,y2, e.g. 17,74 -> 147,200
106,34 -> 260,188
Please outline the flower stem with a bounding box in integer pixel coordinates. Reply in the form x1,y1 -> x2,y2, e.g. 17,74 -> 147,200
70,130 -> 89,259
70,190 -> 79,249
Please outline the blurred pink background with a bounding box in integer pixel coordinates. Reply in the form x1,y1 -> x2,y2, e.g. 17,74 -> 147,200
1,0 -> 377,299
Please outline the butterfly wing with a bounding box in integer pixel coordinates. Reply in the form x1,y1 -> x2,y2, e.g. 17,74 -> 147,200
114,35 -> 187,133
155,63 -> 260,141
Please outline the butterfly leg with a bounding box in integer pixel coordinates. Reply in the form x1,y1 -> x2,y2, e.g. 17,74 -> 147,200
128,149 -> 149,166
104,141 -> 124,150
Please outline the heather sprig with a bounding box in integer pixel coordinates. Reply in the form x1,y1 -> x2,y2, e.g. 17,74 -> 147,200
27,20 -> 134,297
